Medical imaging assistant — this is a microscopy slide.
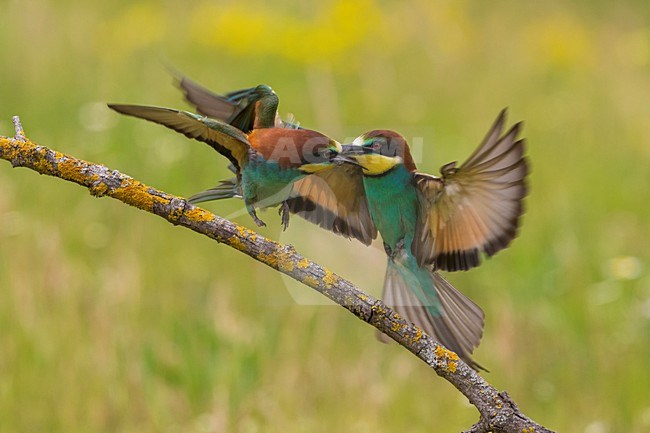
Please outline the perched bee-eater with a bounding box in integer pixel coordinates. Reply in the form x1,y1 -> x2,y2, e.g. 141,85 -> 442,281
337,110 -> 528,368
109,103 -> 345,228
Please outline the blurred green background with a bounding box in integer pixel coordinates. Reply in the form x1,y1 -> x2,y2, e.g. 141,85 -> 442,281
1,1 -> 649,431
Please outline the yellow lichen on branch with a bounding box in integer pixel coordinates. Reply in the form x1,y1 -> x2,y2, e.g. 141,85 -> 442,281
110,180 -> 159,211
435,344 -> 460,361
183,206 -> 214,224
322,269 -> 338,288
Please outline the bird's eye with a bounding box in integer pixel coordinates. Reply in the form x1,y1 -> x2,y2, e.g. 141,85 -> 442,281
364,139 -> 383,151
317,148 -> 334,160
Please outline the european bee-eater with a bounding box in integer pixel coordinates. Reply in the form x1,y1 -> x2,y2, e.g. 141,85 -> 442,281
338,110 -> 528,368
108,103 -> 344,229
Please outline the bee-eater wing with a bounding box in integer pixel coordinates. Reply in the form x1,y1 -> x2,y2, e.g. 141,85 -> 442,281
285,165 -> 377,245
175,75 -> 239,121
175,75 -> 286,133
381,263 -> 485,370
412,109 -> 528,271
108,104 -> 251,173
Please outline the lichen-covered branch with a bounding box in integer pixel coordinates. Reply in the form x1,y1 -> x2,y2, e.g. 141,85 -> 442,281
0,118 -> 554,433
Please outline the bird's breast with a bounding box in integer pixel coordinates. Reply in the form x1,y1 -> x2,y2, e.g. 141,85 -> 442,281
363,170 -> 418,250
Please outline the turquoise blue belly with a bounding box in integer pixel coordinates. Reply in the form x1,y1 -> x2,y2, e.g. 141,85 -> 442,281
241,161 -> 304,208
363,167 -> 441,313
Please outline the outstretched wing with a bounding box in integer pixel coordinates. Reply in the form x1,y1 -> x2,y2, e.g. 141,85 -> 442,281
108,104 -> 251,172
411,109 -> 528,271
175,75 -> 290,133
286,165 -> 377,245
175,75 -> 239,121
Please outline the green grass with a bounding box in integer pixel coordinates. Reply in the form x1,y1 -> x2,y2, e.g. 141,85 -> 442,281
1,1 -> 649,431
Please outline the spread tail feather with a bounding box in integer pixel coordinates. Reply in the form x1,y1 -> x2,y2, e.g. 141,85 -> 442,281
380,260 -> 486,370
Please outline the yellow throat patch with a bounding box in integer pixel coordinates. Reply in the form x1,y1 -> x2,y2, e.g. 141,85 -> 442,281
298,140 -> 341,173
354,154 -> 402,175
298,162 -> 336,173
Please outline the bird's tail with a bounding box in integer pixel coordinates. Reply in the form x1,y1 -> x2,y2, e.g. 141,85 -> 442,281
188,177 -> 242,204
380,258 -> 486,370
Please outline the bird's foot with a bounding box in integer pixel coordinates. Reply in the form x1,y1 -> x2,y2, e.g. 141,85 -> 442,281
248,207 -> 266,227
252,214 -> 266,227
279,202 -> 290,231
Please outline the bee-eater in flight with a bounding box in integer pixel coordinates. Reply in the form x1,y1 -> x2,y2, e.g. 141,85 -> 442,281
337,110 -> 528,368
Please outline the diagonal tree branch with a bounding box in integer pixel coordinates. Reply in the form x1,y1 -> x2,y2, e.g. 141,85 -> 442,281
0,117 -> 554,433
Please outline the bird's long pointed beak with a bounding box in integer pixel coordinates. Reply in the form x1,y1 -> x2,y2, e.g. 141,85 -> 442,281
331,143 -> 365,167
331,154 -> 363,167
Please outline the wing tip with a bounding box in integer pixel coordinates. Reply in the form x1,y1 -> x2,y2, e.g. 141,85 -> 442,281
495,107 -> 508,129
106,103 -> 154,118
107,103 -> 127,114
497,107 -> 508,121
434,248 -> 481,272
508,120 -> 524,138
430,222 -> 523,271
